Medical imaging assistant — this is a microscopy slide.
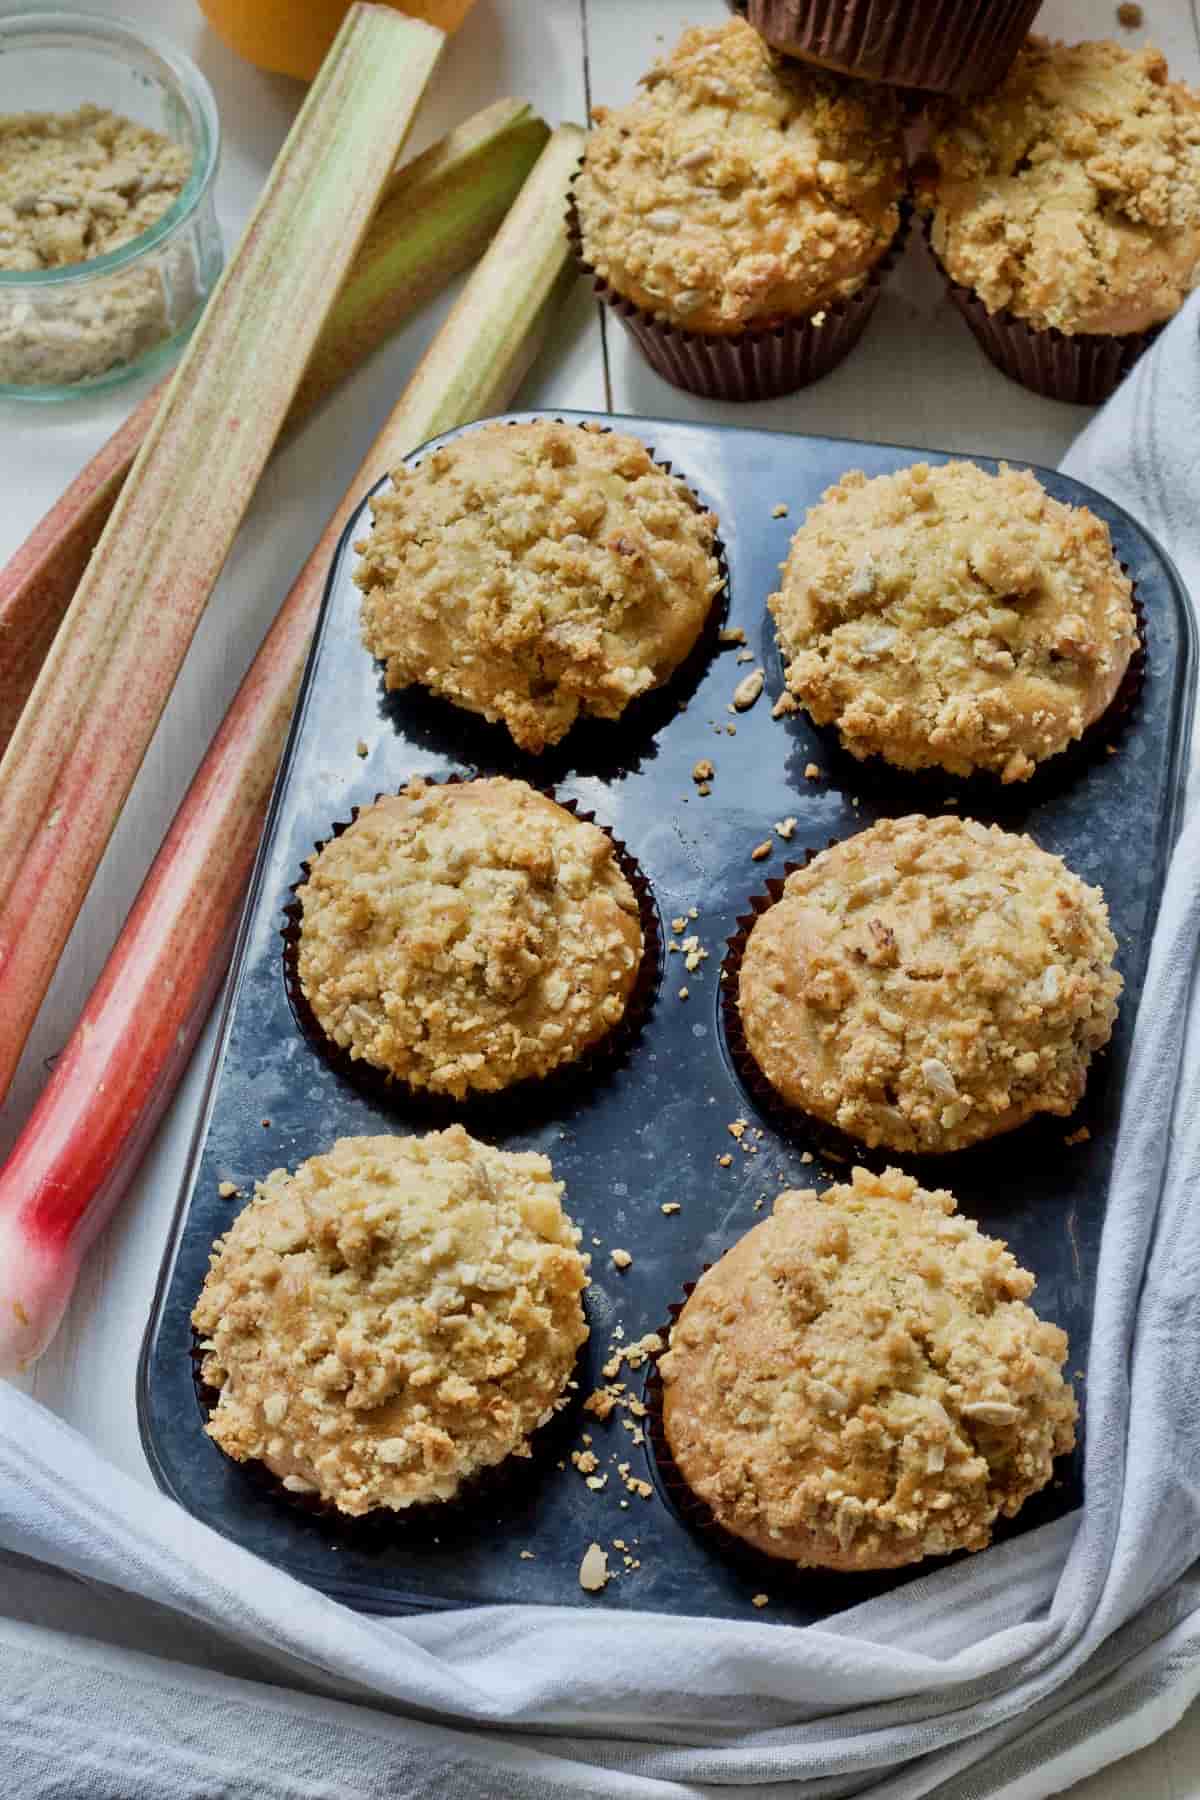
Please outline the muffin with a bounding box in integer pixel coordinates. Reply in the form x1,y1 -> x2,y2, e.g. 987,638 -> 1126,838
735,814 -> 1121,1154
355,421 -> 723,751
770,460 -> 1138,782
295,777 -> 645,1100
193,1127 -> 590,1516
743,0 -> 1042,98
571,19 -> 907,400
920,39 -> 1200,402
658,1165 -> 1077,1570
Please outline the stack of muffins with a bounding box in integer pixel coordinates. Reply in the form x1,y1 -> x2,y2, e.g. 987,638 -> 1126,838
569,7 -> 1200,403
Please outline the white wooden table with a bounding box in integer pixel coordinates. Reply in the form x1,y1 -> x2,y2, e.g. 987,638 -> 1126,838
3,2 -> 1198,1792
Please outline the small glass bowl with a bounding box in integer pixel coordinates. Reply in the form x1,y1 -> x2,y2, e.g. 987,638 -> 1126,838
0,10 -> 222,401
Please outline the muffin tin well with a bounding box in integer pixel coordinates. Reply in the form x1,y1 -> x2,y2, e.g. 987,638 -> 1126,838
138,412 -> 1195,1622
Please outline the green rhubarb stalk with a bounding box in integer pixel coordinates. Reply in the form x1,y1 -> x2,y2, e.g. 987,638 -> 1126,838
0,3 -> 444,1103
381,122 -> 585,447
0,122 -> 585,1374
0,90 -> 542,760
292,97 -> 550,421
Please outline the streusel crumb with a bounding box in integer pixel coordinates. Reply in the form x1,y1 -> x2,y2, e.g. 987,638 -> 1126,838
660,1165 -> 1077,1570
296,778 -> 643,1099
355,420 -> 722,753
770,461 -> 1137,782
193,1128 -> 589,1516
737,814 -> 1121,1154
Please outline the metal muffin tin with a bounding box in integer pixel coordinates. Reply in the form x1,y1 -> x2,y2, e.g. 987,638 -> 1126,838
139,411 -> 1196,1621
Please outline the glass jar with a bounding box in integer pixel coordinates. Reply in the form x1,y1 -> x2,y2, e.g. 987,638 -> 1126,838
0,10 -> 222,400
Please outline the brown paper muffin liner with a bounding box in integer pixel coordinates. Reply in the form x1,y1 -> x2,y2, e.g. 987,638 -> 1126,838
191,1331 -> 587,1548
743,0 -> 1041,97
567,183 -> 912,403
923,219 -> 1161,405
281,775 -> 663,1132
376,419 -> 730,771
782,583 -> 1147,814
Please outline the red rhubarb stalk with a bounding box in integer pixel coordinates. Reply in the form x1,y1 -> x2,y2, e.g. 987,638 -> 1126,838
0,4 -> 444,1107
0,124 -> 583,1376
0,98 -> 549,756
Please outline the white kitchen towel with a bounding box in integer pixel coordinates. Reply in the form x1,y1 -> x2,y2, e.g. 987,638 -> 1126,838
4,295 -> 1200,1800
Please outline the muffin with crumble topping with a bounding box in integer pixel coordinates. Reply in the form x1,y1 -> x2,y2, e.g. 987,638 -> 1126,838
734,814 -> 1121,1155
770,459 -> 1138,783
658,1165 -> 1077,1571
919,38 -> 1200,402
355,419 -> 723,752
193,1127 -> 590,1516
570,17 -> 907,400
294,776 -> 645,1101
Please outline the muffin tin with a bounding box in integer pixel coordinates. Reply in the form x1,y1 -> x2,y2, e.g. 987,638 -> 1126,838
138,411 -> 1195,1621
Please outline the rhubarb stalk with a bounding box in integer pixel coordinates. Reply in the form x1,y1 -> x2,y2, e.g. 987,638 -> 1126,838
0,4 -> 444,1105
0,123 -> 584,1376
0,91 -> 542,757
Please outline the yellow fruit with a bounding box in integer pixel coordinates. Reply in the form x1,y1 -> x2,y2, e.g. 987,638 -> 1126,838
197,0 -> 475,82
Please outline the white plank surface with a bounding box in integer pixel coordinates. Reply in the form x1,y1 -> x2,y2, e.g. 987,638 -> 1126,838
1,2 -> 1197,1793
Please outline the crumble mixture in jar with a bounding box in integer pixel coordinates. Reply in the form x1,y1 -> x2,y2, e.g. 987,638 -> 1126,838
0,104 -> 197,388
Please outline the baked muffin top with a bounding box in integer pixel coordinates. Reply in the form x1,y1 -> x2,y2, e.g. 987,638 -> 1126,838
770,460 -> 1137,782
355,420 -> 723,753
922,38 -> 1200,336
573,18 -> 905,335
659,1165 -> 1076,1570
736,814 -> 1121,1155
193,1127 -> 589,1516
296,777 -> 644,1100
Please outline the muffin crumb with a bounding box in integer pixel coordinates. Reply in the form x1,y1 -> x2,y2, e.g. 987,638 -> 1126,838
579,1543 -> 610,1591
